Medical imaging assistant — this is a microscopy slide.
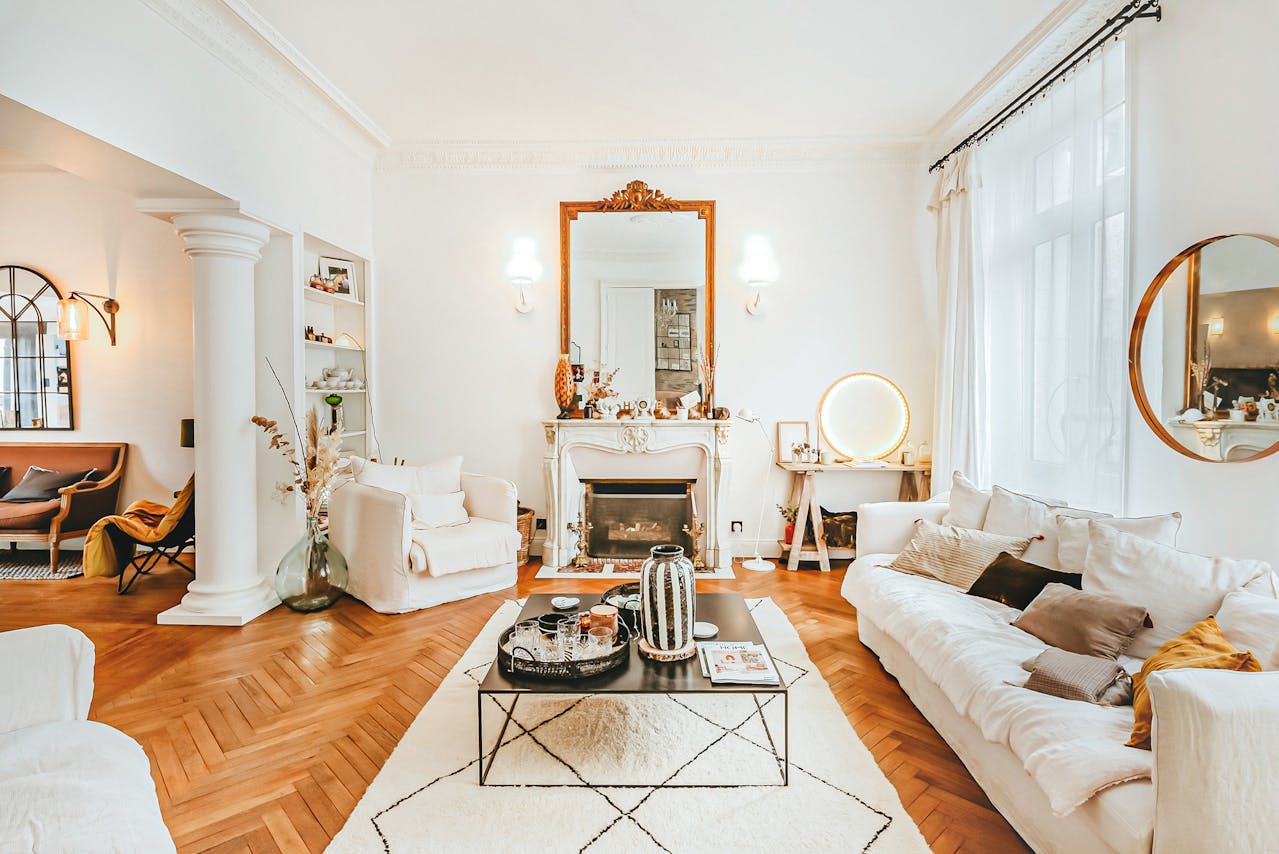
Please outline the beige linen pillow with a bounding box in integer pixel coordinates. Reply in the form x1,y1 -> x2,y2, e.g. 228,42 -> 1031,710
409,491 -> 469,528
940,472 -> 991,530
1012,583 -> 1149,659
888,519 -> 1031,590
1054,513 -> 1182,574
1082,521 -> 1271,659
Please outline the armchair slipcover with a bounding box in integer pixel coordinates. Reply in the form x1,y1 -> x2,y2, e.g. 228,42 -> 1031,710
329,472 -> 521,613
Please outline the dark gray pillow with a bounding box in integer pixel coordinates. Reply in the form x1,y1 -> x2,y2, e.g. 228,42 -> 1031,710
2,466 -> 95,502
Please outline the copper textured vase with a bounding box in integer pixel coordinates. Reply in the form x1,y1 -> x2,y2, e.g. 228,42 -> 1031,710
275,517 -> 348,612
638,544 -> 697,661
554,353 -> 576,416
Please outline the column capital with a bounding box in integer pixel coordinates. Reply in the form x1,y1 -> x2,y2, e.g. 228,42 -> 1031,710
172,212 -> 271,262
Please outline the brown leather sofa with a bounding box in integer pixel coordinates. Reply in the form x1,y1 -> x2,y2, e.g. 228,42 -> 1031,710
0,443 -> 128,569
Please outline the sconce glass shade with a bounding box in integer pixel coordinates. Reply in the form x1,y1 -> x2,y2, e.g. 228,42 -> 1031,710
506,238 -> 542,287
1208,317 -> 1224,336
1269,315 -> 1279,335
57,297 -> 90,341
738,235 -> 780,287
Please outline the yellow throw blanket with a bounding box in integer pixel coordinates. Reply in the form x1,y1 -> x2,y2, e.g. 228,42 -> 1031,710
84,477 -> 193,578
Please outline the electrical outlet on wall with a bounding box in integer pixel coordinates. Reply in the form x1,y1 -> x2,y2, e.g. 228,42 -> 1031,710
730,520 -> 744,533
535,517 -> 547,530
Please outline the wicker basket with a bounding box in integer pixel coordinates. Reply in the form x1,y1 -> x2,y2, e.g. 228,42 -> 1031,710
516,505 -> 535,565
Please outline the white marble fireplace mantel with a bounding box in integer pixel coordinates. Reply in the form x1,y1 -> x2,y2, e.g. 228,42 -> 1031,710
542,419 -> 732,570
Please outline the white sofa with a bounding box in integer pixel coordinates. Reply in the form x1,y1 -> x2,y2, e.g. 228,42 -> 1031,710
330,472 -> 521,613
0,624 -> 174,852
843,500 -> 1279,854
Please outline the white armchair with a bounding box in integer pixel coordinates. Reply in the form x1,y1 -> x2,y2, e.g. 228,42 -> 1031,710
0,625 -> 174,851
330,472 -> 522,614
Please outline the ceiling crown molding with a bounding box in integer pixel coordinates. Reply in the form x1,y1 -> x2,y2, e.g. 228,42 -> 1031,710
137,0 -> 390,157
380,137 -> 927,173
928,0 -> 1125,157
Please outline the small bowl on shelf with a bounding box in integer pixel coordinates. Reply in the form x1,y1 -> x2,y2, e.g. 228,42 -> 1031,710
323,368 -> 354,381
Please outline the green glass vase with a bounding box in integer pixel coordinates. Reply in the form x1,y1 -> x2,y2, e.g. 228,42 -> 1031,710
275,517 -> 348,612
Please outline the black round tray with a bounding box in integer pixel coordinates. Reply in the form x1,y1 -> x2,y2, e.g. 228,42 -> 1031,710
497,621 -> 631,681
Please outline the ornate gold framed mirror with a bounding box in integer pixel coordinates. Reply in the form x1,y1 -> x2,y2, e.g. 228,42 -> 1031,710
1129,233 -> 1279,462
560,181 -> 715,409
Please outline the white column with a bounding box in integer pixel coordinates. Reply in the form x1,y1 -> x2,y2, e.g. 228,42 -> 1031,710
158,213 -> 278,626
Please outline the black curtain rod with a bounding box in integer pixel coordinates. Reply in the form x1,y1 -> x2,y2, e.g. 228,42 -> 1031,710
928,0 -> 1161,174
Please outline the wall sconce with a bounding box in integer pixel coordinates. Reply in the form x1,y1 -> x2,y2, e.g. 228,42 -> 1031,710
1208,317 -> 1224,336
738,235 -> 779,315
506,237 -> 542,314
57,292 -> 120,346
1269,315 -> 1279,335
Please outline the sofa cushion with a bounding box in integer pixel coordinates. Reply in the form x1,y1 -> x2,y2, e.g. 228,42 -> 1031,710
409,517 -> 520,578
1055,513 -> 1181,574
409,491 -> 469,528
351,455 -> 461,497
1216,589 -> 1279,670
1082,521 -> 1271,659
2,466 -> 92,502
967,551 -> 1081,610
0,719 -> 174,852
940,471 -> 992,529
983,486 -> 1108,567
0,498 -> 61,530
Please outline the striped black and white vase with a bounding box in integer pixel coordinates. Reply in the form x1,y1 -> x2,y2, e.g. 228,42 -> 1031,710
639,544 -> 696,656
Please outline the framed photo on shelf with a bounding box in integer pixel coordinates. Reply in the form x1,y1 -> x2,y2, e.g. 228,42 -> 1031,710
318,256 -> 359,300
776,421 -> 810,464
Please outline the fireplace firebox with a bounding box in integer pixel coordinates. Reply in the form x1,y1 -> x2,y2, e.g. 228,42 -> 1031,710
583,479 -> 694,560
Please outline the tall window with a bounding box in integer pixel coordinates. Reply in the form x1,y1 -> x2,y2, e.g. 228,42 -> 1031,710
973,40 -> 1128,511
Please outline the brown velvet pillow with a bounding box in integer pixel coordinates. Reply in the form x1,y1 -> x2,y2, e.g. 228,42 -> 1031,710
1012,583 -> 1149,659
2,466 -> 93,502
967,552 -> 1082,610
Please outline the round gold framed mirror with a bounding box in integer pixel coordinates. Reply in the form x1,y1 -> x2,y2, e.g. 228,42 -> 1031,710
817,373 -> 910,461
1129,233 -> 1279,463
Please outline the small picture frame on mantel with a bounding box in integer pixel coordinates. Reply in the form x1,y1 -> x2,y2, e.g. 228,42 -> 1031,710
776,421 -> 810,465
318,256 -> 359,301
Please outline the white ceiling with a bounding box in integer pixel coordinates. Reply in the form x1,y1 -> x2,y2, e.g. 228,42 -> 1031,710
247,0 -> 1061,143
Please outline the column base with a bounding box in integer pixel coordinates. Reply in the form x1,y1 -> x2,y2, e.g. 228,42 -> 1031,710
157,593 -> 279,626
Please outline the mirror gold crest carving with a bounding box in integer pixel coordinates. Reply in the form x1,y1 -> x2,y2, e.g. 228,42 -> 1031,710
561,181 -> 715,409
1129,233 -> 1279,463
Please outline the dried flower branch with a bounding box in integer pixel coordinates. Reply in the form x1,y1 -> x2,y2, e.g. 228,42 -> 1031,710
253,358 -> 345,518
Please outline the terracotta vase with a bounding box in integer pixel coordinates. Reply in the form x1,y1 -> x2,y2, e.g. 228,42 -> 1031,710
554,354 -> 575,415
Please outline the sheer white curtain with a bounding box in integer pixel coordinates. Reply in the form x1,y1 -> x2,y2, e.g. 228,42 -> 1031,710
928,149 -> 989,492
971,40 -> 1129,511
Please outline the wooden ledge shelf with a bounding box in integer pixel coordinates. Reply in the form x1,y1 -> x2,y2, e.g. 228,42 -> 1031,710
777,462 -> 932,472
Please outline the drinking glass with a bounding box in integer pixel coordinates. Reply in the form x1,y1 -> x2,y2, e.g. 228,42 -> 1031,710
586,626 -> 612,657
537,631 -> 562,662
556,619 -> 579,661
513,619 -> 539,659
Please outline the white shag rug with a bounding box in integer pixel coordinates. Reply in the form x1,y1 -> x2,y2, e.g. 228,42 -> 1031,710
328,598 -> 928,854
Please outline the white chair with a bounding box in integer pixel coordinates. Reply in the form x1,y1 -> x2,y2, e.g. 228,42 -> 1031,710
0,625 -> 175,851
330,473 -> 521,613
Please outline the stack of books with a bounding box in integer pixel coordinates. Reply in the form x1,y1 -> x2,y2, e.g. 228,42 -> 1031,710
698,641 -> 780,685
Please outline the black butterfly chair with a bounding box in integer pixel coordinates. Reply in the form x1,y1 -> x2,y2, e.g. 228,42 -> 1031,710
116,479 -> 196,594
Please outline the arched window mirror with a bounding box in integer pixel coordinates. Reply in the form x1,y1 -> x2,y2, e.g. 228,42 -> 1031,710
0,266 -> 74,429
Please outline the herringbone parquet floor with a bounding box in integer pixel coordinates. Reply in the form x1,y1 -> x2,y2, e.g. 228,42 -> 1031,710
1,559 -> 1029,853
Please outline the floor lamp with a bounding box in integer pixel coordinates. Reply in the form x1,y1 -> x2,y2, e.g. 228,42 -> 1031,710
735,409 -> 776,572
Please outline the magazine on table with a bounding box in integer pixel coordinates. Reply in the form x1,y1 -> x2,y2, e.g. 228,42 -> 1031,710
698,641 -> 780,685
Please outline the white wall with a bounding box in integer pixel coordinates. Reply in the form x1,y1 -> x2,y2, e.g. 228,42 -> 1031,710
1125,0 -> 1279,559
0,0 -> 375,257
373,160 -> 934,555
0,169 -> 193,507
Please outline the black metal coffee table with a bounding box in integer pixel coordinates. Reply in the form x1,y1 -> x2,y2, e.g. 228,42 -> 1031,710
477,592 -> 789,787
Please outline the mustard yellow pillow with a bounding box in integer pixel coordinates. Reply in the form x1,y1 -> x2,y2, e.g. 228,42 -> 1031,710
1127,616 -> 1261,749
